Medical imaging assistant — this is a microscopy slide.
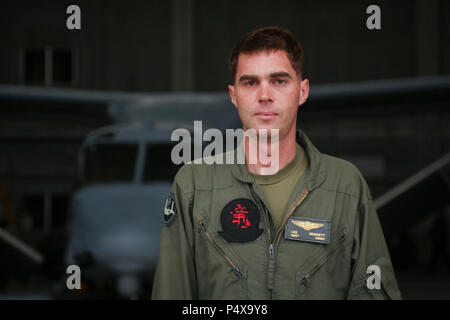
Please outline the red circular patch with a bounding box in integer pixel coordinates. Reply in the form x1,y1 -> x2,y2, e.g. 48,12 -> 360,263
218,198 -> 263,243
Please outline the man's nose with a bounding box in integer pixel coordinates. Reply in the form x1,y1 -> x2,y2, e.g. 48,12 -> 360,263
258,82 -> 273,103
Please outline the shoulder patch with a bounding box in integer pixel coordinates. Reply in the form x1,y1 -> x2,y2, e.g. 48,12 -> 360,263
163,192 -> 177,225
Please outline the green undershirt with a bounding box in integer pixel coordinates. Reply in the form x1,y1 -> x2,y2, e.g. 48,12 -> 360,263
251,143 -> 308,230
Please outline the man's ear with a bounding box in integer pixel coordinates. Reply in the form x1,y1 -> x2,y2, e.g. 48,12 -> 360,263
228,84 -> 238,108
298,78 -> 309,106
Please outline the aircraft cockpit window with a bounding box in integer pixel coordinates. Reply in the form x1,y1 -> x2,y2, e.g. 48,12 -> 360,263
84,143 -> 137,183
143,143 -> 180,182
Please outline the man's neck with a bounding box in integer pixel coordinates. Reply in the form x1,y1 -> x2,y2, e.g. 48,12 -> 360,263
245,129 -> 297,175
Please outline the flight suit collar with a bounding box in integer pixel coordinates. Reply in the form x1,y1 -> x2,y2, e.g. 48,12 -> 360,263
230,129 -> 327,192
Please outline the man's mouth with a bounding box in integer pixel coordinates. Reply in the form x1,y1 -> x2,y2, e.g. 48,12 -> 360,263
255,112 -> 278,120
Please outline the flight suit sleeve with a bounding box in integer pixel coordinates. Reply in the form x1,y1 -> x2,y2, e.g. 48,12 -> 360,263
151,165 -> 198,299
346,186 -> 402,300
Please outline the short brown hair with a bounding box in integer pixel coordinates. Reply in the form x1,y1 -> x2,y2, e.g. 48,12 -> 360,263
229,26 -> 304,83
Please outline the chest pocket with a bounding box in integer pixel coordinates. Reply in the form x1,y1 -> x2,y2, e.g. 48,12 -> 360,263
295,226 -> 349,299
197,220 -> 248,299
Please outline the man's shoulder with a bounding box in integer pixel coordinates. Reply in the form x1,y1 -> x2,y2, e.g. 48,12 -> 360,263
319,153 -> 372,201
322,153 -> 361,176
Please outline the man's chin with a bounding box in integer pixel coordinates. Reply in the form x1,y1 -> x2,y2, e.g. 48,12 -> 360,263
243,126 -> 281,138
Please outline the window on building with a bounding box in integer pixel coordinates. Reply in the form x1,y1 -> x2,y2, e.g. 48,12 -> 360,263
21,47 -> 74,86
22,193 -> 69,232
52,49 -> 73,85
24,49 -> 45,85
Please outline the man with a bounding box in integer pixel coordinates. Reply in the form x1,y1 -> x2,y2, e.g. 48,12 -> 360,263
152,26 -> 402,299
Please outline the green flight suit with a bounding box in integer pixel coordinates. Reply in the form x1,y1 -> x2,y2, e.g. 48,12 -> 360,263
152,129 -> 402,300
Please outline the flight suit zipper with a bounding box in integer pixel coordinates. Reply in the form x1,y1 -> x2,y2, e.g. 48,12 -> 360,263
199,221 -> 244,278
273,188 -> 309,249
301,251 -> 333,285
266,188 -> 309,297
302,233 -> 346,284
298,233 -> 346,296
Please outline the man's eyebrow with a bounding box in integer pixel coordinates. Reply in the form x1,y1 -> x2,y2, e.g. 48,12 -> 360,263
238,72 -> 292,83
238,74 -> 258,83
270,72 -> 292,79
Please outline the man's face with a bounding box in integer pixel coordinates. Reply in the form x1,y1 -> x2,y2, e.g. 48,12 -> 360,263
228,50 -> 309,139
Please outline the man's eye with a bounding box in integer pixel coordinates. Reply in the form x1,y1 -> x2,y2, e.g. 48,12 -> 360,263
245,80 -> 256,87
275,79 -> 287,85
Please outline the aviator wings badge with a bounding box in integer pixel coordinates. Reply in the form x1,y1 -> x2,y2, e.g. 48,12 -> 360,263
292,220 -> 324,231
